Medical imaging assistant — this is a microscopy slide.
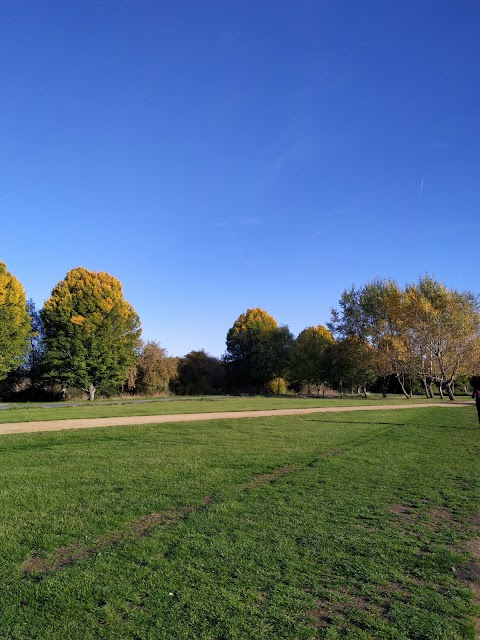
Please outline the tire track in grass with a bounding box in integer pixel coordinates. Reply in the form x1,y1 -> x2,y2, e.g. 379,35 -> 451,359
22,496 -> 215,574
21,448 -> 347,575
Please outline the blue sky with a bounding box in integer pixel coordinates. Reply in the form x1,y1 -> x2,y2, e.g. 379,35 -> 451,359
2,1 -> 479,357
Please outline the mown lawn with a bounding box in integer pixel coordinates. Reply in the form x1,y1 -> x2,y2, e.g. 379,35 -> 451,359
0,406 -> 478,639
0,393 -> 449,424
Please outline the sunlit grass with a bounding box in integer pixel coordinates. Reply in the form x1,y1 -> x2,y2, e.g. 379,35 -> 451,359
0,393 -> 455,424
0,406 -> 478,638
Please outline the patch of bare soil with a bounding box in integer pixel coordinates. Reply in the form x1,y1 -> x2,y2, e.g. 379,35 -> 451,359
455,555 -> 480,639
23,545 -> 96,573
389,507 -> 480,636
380,582 -> 412,598
318,448 -> 344,458
238,465 -> 299,491
238,448 -> 343,492
389,504 -> 458,531
465,537 -> 480,560
307,592 -> 382,630
389,504 -> 415,520
425,507 -> 455,525
451,515 -> 480,638
307,603 -> 332,629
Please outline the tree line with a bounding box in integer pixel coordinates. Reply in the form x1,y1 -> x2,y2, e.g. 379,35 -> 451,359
1,261 -> 479,401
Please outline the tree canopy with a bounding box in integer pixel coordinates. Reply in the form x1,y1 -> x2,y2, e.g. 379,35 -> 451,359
3,263 -> 480,401
325,337 -> 376,395
224,308 -> 293,391
403,276 -> 480,400
41,267 -> 141,400
224,308 -> 276,390
288,325 -> 334,393
135,341 -> 178,395
225,308 -> 278,360
0,261 -> 31,381
329,276 -> 480,399
175,350 -> 224,395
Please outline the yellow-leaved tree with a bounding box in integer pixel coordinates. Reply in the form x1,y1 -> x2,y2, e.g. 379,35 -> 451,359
330,276 -> 480,399
0,261 -> 31,381
404,276 -> 480,400
41,267 -> 141,400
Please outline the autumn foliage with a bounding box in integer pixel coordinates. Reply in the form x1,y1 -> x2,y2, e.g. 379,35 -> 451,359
41,267 -> 141,400
1,264 -> 479,400
0,262 -> 31,381
329,276 -> 480,398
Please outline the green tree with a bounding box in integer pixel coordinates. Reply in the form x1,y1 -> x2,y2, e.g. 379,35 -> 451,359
288,325 -> 334,394
224,308 -> 278,391
252,325 -> 294,393
41,267 -> 142,400
25,300 -> 43,370
224,308 -> 293,392
0,261 -> 31,382
175,350 -> 224,395
326,337 -> 376,396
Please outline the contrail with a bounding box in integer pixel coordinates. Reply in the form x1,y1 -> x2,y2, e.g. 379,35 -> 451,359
419,179 -> 424,198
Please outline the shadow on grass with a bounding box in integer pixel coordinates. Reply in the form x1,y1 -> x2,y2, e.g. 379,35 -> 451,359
310,419 -> 480,431
306,419 -> 406,427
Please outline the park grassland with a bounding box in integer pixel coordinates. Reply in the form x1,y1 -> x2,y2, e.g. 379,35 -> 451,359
0,393 -> 450,424
0,407 -> 479,639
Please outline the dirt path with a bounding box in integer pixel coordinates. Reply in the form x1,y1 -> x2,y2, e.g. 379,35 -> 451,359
0,402 -> 472,436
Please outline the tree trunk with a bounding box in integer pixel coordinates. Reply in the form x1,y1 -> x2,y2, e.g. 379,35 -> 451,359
381,376 -> 388,398
397,376 -> 411,399
445,382 -> 455,401
88,384 -> 96,401
422,378 -> 430,398
438,382 -> 444,400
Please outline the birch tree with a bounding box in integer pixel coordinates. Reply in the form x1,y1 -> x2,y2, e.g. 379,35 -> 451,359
404,276 -> 480,400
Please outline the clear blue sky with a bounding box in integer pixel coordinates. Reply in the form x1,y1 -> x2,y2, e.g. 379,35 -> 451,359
2,1 -> 479,357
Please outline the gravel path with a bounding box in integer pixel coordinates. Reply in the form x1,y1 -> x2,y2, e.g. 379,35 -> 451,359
0,402 -> 472,436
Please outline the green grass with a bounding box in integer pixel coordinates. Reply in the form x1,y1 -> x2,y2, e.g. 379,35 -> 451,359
0,407 -> 479,638
0,393 -> 452,424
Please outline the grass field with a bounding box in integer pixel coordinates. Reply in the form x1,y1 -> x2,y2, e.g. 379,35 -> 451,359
0,406 -> 479,638
0,393 -> 457,424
